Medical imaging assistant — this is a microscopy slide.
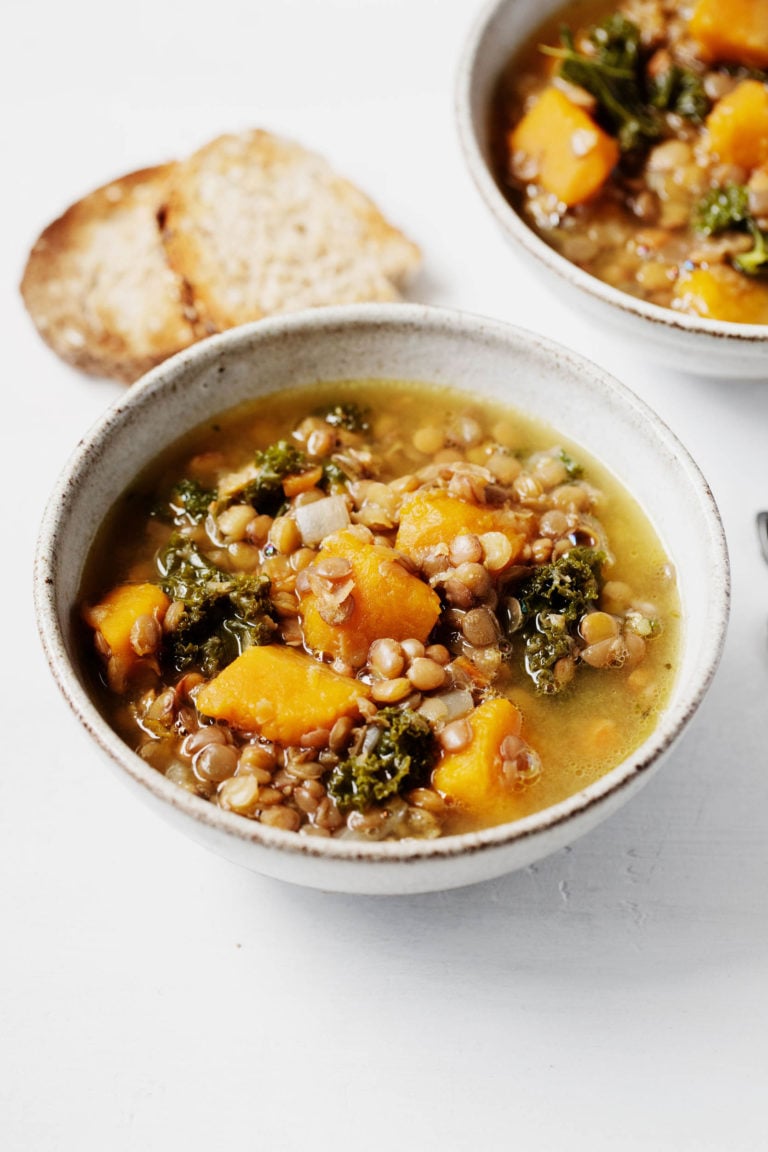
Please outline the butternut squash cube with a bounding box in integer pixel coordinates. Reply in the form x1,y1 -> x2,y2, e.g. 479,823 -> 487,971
690,0 -> 768,70
705,80 -> 768,170
432,698 -> 526,818
82,582 -> 170,663
300,529 -> 441,667
672,264 -> 768,324
196,644 -> 369,744
395,490 -> 528,565
508,86 -> 620,206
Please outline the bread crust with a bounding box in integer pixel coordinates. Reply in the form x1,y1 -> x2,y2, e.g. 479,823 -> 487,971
21,132 -> 422,382
162,130 -> 421,332
20,165 -> 198,382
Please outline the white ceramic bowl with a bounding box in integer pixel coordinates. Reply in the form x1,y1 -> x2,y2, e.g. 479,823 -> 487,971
456,0 -> 768,380
35,304 -> 729,894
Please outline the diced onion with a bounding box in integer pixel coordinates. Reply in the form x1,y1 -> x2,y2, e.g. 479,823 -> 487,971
294,496 -> 350,547
435,689 -> 474,724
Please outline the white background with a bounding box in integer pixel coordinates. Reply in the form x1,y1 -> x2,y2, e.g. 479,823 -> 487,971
3,1 -> 768,1148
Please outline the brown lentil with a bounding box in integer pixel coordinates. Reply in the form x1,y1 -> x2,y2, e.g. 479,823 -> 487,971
194,742 -> 239,784
368,638 -> 406,679
329,714 -> 355,752
407,657 -> 447,692
219,774 -> 261,814
401,638 -> 426,661
217,504 -> 255,541
438,718 -> 473,752
129,613 -> 162,657
453,561 -> 493,598
239,744 -> 276,772
450,534 -> 484,565
259,806 -> 301,832
163,600 -> 187,633
461,606 -> 500,648
425,643 -> 451,666
479,532 -> 514,573
371,677 -> 413,703
182,726 -> 228,758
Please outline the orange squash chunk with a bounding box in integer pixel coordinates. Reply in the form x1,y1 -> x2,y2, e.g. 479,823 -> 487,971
672,264 -> 768,324
396,490 -> 528,565
300,529 -> 441,667
509,86 -> 620,206
432,698 -> 526,819
706,80 -> 768,170
690,0 -> 768,70
82,582 -> 170,663
196,644 -> 369,744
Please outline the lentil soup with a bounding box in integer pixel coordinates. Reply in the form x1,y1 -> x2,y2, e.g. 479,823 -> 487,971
494,0 -> 768,323
79,380 -> 680,840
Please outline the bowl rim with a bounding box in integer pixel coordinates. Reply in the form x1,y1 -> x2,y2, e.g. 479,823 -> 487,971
34,302 -> 731,867
454,0 -> 768,345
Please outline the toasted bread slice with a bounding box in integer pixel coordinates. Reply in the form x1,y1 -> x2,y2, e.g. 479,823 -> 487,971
20,165 -> 198,382
162,130 -> 421,331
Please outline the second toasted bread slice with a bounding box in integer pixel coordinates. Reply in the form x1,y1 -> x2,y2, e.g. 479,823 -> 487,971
21,165 -> 198,382
162,130 -> 421,332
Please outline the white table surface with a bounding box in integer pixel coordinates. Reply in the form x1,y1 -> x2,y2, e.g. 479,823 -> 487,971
3,1 -> 768,1148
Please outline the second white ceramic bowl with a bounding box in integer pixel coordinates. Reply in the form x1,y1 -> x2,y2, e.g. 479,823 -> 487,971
456,0 -> 768,380
35,304 -> 729,893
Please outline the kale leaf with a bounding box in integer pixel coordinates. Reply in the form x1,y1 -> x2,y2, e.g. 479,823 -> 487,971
168,479 -> 217,524
327,707 -> 436,813
693,184 -> 751,234
313,401 -> 370,433
735,225 -> 768,275
648,65 -> 709,123
512,546 -> 604,694
546,16 -> 660,151
558,449 -> 583,480
321,460 -> 350,489
544,16 -> 708,153
693,184 -> 768,276
157,534 -> 275,676
241,440 -> 310,516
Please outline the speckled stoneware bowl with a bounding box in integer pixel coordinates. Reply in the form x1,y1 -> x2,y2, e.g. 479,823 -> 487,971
456,0 -> 768,380
35,304 -> 729,894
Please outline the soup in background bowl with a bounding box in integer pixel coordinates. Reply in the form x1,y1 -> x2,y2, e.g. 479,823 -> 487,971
34,304 -> 729,893
456,0 -> 768,377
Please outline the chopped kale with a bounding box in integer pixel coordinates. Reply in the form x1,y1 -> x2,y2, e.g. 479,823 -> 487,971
321,460 -> 350,489
241,440 -> 310,516
523,614 -> 575,692
313,401 -> 370,433
558,449 -> 583,480
544,17 -> 660,151
157,534 -> 275,676
543,16 -> 708,152
693,184 -> 751,235
168,479 -> 217,524
721,63 -> 768,84
648,65 -> 709,123
511,546 -> 604,694
693,184 -> 768,276
327,707 -> 436,813
734,224 -> 768,276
